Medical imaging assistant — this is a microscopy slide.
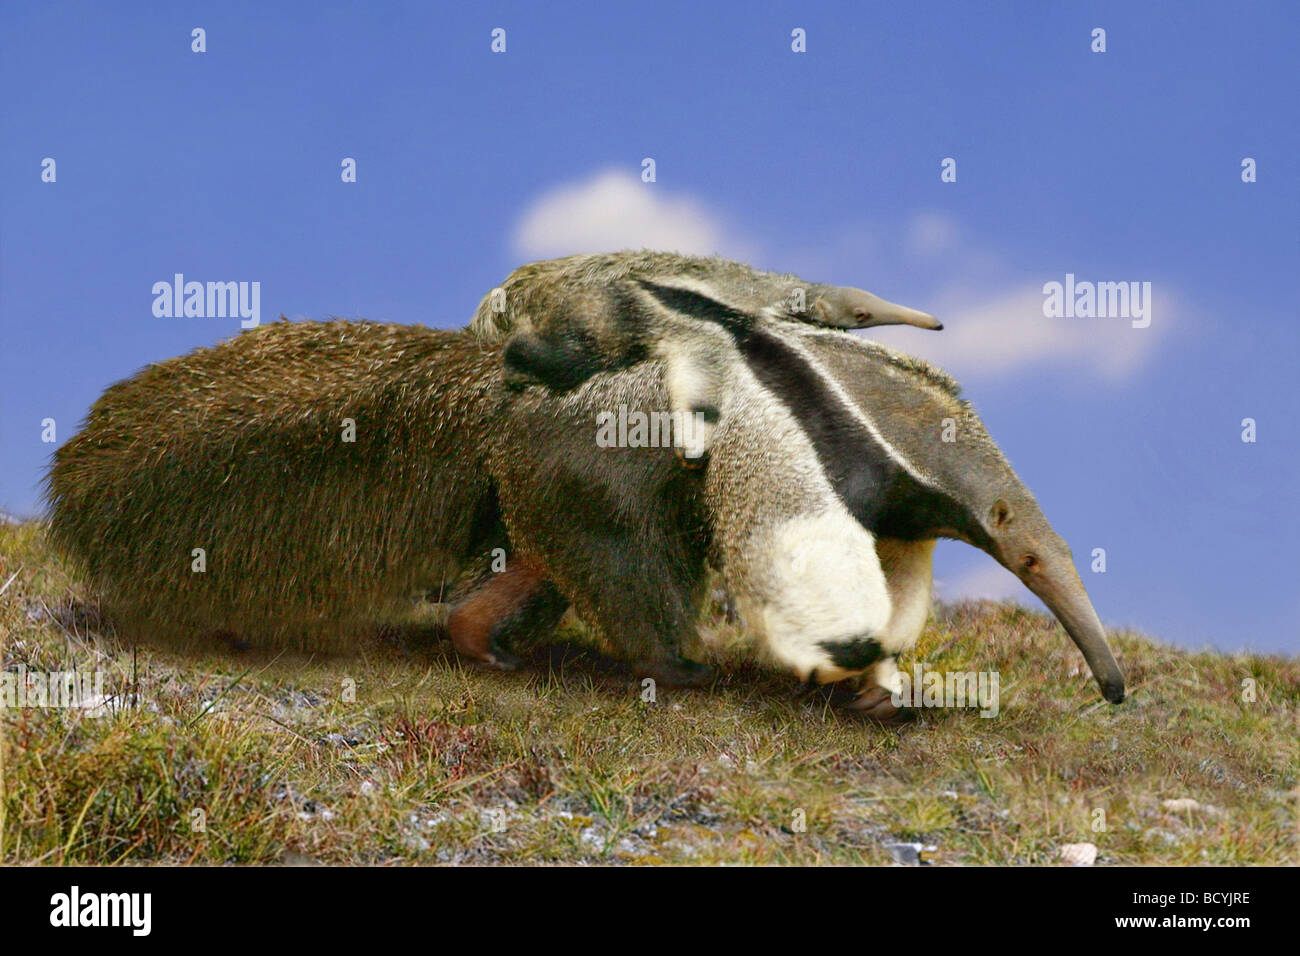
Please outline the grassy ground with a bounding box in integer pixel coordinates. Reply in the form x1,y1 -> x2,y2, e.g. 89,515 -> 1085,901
1,520 -> 1296,865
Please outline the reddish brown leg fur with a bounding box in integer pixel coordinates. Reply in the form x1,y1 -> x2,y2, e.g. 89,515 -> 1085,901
446,557 -> 565,670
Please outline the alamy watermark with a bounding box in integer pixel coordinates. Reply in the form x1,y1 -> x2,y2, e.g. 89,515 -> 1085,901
1042,273 -> 1151,328
50,886 -> 151,936
890,664 -> 1000,717
152,273 -> 260,328
1,666 -> 106,712
595,404 -> 708,457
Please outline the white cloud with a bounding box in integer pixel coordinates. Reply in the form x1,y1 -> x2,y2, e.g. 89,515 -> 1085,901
867,281 -> 1175,384
511,170 -> 743,259
904,211 -> 960,258
787,209 -> 1185,384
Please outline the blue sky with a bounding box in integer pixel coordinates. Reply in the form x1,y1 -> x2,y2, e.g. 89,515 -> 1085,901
2,1 -> 1296,652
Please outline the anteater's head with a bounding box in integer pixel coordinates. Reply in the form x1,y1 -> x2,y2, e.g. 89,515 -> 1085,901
788,330 -> 1126,704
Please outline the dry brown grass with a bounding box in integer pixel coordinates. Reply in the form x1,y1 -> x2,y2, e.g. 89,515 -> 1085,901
2,521 -> 1296,865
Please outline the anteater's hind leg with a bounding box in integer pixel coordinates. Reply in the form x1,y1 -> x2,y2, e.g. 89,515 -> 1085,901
494,495 -> 713,685
515,520 -> 713,688
446,556 -> 568,670
492,368 -> 715,686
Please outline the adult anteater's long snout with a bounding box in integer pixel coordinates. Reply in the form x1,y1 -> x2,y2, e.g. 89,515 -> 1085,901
1024,563 -> 1126,704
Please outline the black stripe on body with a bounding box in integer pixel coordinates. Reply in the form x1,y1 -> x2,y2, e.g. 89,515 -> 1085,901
636,280 -> 972,541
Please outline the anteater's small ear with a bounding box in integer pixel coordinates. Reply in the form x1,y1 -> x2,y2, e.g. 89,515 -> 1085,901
989,498 -> 1013,528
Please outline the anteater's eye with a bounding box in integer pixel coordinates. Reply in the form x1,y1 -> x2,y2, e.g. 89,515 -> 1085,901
1022,554 -> 1038,570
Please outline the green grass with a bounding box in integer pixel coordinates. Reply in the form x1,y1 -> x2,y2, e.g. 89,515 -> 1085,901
2,520 -> 1296,865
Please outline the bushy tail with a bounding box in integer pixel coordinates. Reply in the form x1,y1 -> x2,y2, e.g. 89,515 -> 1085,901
44,320 -> 504,652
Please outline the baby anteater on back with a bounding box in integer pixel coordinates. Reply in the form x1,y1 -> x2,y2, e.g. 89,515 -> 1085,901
470,250 -> 940,459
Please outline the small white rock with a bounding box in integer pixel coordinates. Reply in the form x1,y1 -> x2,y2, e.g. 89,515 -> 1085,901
1060,842 -> 1098,866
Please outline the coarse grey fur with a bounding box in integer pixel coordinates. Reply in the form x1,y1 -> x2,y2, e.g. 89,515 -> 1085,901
483,300 -> 1125,705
